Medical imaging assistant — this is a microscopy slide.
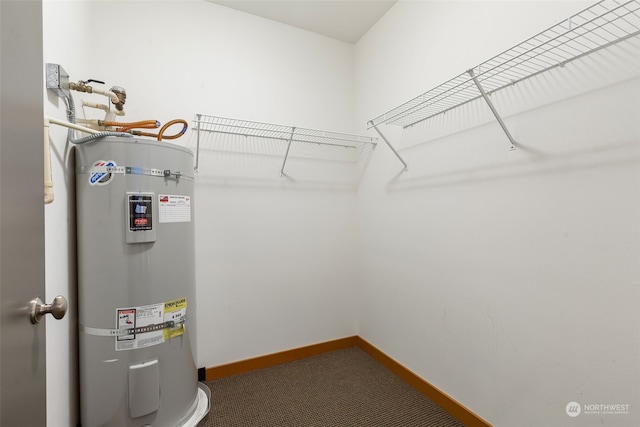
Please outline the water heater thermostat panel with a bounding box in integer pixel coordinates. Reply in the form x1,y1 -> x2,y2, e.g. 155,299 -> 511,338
125,192 -> 156,244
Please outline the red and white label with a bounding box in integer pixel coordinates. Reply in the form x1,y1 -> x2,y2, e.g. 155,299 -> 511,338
158,195 -> 191,223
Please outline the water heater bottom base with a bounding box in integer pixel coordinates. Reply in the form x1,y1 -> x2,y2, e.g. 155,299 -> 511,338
179,383 -> 211,427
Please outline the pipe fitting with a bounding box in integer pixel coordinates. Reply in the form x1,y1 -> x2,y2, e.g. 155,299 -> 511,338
110,86 -> 126,111
69,81 -> 93,94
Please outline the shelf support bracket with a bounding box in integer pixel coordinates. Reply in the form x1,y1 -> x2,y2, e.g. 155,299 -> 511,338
194,113 -> 201,171
280,127 -> 296,177
368,121 -> 408,172
468,69 -> 517,151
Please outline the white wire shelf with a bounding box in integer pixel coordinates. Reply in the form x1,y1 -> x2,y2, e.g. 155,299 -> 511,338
192,114 -> 377,178
195,115 -> 376,148
368,0 -> 640,130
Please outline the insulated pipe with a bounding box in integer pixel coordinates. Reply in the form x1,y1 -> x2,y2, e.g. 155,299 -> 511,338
75,118 -> 103,130
44,118 -> 54,204
70,82 -> 120,104
62,89 -> 130,144
81,101 -> 126,116
48,117 -> 101,134
47,116 -> 132,144
91,87 -> 120,104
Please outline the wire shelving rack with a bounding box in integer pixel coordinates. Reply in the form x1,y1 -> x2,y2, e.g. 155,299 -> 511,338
368,0 -> 640,167
192,114 -> 377,176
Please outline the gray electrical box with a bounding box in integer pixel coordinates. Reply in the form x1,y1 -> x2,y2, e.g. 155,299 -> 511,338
45,63 -> 70,98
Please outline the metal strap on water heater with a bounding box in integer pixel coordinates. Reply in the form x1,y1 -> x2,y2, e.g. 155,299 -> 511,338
81,316 -> 188,337
78,164 -> 194,181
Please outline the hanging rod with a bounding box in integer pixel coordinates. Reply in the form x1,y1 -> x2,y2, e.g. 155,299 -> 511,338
193,114 -> 377,174
368,0 -> 640,131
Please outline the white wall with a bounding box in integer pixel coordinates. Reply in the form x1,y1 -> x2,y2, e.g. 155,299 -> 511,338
43,1 -> 640,426
355,1 -> 640,426
43,2 -> 94,425
43,1 -> 358,426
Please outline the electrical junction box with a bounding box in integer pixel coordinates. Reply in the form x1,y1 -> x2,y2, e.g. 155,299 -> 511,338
45,63 -> 70,98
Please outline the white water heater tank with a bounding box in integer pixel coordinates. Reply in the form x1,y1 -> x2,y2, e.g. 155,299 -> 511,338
75,137 -> 208,426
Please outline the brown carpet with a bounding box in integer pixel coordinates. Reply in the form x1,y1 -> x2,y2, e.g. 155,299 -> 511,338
198,346 -> 465,426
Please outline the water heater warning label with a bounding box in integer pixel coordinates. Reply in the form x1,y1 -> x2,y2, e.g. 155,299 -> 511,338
164,297 -> 187,340
158,195 -> 191,223
115,298 -> 187,351
128,195 -> 153,231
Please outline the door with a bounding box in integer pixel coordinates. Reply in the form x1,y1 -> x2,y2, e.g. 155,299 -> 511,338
0,1 -> 47,426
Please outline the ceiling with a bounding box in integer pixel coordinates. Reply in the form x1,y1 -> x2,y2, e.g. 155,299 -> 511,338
208,0 -> 397,44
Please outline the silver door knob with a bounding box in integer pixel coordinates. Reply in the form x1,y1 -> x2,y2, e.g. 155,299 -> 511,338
30,295 -> 68,324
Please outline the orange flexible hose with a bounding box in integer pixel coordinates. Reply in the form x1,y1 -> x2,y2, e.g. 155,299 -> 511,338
100,119 -> 187,141
130,131 -> 160,138
156,119 -> 188,141
101,120 -> 160,132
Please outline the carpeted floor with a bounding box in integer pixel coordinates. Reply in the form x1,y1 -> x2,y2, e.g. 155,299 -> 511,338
198,346 -> 465,427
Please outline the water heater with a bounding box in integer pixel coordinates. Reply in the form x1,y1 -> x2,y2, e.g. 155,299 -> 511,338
75,137 -> 208,426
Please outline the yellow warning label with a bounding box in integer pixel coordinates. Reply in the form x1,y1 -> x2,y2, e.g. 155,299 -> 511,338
163,297 -> 187,340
